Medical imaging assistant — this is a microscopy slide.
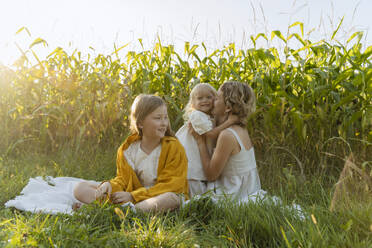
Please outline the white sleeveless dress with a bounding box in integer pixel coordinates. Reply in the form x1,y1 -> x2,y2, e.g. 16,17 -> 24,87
176,110 -> 214,197
176,110 -> 213,181
207,128 -> 261,202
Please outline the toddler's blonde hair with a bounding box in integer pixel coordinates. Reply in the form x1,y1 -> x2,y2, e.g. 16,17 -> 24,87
183,83 -> 217,121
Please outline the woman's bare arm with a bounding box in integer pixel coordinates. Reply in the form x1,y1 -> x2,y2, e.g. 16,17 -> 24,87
193,129 -> 235,181
204,114 -> 239,140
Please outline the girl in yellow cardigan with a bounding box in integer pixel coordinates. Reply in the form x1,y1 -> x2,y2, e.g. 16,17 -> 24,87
73,94 -> 189,212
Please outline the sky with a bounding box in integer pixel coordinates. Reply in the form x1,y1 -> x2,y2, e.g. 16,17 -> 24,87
0,0 -> 371,66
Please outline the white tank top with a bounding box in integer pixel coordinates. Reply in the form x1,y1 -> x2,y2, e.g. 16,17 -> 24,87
220,128 -> 257,176
208,128 -> 261,202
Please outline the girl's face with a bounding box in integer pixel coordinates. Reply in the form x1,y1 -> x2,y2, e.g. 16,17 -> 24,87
212,89 -> 227,121
140,105 -> 169,140
193,88 -> 215,114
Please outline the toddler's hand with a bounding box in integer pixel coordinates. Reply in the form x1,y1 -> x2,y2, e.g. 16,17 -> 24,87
227,114 -> 239,125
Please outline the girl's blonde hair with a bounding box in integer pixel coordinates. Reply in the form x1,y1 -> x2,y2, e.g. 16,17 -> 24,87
130,94 -> 174,137
183,83 -> 217,121
220,81 -> 256,126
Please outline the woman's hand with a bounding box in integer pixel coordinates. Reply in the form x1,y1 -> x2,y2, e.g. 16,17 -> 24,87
95,182 -> 112,200
111,192 -> 133,204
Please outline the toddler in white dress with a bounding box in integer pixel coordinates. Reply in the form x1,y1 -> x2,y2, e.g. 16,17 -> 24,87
176,83 -> 237,197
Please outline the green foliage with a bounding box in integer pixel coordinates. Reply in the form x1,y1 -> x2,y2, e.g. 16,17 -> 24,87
0,201 -> 197,247
1,23 -> 371,161
2,193 -> 370,247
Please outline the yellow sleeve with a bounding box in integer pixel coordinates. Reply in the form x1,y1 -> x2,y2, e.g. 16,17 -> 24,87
130,140 -> 189,203
110,143 -> 142,193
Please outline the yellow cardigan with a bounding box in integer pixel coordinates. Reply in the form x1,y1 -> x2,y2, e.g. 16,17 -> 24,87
109,133 -> 189,203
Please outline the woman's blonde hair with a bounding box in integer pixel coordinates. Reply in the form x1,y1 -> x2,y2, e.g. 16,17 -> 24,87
183,83 -> 217,121
130,94 -> 174,137
220,81 -> 256,126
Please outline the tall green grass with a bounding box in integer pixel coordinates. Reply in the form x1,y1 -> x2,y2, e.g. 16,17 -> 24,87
1,22 -> 371,161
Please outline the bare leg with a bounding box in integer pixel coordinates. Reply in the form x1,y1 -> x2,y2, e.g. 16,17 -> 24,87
73,181 -> 100,204
135,192 -> 180,212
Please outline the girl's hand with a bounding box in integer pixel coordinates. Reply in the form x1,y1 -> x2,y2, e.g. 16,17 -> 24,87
111,192 -> 133,204
95,182 -> 112,200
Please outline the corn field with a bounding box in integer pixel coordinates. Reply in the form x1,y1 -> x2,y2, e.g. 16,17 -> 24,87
0,23 -> 371,165
0,22 -> 371,247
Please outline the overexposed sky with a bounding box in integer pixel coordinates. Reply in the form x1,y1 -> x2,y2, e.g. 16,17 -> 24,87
0,0 -> 371,66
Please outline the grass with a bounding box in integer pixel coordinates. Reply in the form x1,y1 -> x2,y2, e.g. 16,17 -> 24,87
0,142 -> 370,247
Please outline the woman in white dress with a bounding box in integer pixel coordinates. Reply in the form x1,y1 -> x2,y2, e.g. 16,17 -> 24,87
190,81 -> 261,202
176,83 -> 237,197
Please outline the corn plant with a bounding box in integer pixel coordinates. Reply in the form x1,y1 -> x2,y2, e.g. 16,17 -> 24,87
0,22 -> 370,167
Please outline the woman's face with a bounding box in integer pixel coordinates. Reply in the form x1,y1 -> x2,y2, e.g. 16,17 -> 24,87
140,105 -> 169,140
212,89 -> 227,121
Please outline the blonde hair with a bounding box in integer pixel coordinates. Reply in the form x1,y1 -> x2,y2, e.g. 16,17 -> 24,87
183,83 -> 217,121
130,94 -> 174,137
220,81 -> 256,126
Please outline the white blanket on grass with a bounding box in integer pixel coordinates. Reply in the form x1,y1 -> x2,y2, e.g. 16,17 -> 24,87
4,176 -> 99,215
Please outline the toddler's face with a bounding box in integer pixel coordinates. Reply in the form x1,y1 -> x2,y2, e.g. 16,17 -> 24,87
193,88 -> 215,114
